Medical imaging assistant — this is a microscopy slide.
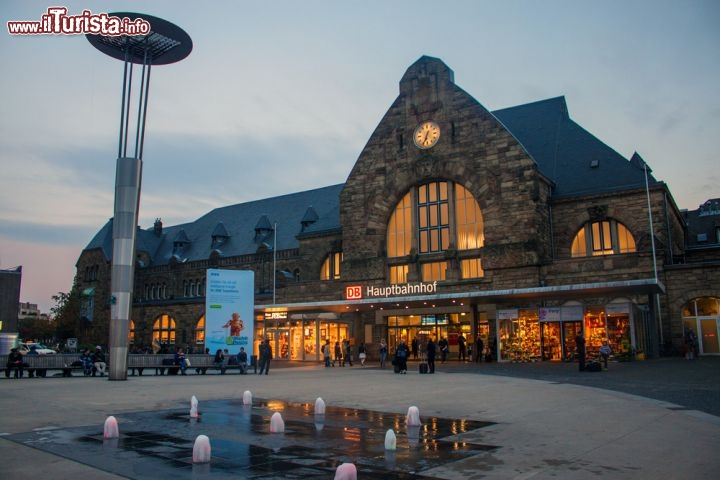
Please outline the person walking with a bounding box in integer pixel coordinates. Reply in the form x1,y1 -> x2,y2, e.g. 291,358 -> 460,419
411,337 -> 419,360
358,342 -> 367,366
333,341 -> 342,367
258,338 -> 272,375
426,337 -> 437,373
379,339 -> 388,369
395,339 -> 410,374
685,329 -> 697,360
343,340 -> 353,367
175,348 -> 188,375
474,336 -> 483,363
438,337 -> 449,363
458,334 -> 467,361
322,339 -> 332,367
599,341 -> 612,370
92,346 -> 107,377
575,333 -> 586,371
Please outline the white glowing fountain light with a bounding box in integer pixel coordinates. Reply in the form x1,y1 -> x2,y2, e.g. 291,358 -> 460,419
334,462 -> 358,480
192,434 -> 211,463
270,412 -> 285,433
103,415 -> 119,439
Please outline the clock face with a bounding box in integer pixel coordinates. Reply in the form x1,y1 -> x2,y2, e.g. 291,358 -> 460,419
413,121 -> 441,149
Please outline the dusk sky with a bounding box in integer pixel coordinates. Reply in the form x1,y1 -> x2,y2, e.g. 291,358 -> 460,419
1,0 -> 718,313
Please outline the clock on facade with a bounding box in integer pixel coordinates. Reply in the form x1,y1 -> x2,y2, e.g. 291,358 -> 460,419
413,121 -> 441,149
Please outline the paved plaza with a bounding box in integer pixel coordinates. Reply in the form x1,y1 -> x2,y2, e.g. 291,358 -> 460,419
1,357 -> 718,478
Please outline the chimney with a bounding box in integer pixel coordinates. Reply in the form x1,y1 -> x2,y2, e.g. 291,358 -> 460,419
153,218 -> 163,236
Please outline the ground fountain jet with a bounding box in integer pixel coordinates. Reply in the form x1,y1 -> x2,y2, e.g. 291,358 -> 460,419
192,434 -> 211,463
406,405 -> 421,426
270,412 -> 285,433
103,416 -> 119,439
384,428 -> 397,450
315,397 -> 326,415
334,462 -> 357,479
243,390 -> 252,406
190,395 -> 199,418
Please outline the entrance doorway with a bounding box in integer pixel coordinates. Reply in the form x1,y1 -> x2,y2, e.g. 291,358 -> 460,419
266,329 -> 290,360
562,321 -> 582,362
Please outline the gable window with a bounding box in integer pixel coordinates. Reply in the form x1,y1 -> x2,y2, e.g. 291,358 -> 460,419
571,220 -> 637,257
320,252 -> 343,280
386,180 -> 485,282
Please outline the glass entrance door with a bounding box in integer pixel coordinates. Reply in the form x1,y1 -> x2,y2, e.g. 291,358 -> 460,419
541,322 -> 562,361
700,318 -> 719,354
266,330 -> 290,360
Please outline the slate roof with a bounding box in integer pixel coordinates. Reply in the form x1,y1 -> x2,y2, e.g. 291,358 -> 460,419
492,96 -> 657,198
82,96 -> 660,266
83,184 -> 344,265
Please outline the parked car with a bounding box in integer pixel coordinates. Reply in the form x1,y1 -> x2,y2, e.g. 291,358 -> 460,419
18,343 -> 56,355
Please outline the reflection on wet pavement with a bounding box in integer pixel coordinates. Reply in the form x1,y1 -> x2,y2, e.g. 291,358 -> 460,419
6,398 -> 498,479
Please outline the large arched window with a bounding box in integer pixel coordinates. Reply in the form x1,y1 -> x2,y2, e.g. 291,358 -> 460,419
153,314 -> 176,345
386,181 -> 485,281
571,220 -> 636,257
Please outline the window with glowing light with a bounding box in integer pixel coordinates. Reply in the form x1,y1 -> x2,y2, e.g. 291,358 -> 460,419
571,220 -> 636,257
152,313 -> 176,345
386,180 -> 485,282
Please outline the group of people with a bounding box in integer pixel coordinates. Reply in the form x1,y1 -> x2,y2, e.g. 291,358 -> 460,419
79,346 -> 107,376
322,339 -> 359,367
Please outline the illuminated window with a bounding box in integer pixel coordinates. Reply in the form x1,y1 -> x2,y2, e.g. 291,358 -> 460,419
128,320 -> 135,344
461,258 -> 484,279
195,315 -> 206,344
152,314 -> 176,345
422,262 -> 447,281
386,180 -> 485,282
455,184 -> 485,249
571,220 -> 636,257
320,252 -> 343,280
418,182 -> 450,253
390,265 -> 408,284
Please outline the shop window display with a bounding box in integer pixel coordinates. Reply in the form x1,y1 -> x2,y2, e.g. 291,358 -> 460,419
499,310 -> 540,362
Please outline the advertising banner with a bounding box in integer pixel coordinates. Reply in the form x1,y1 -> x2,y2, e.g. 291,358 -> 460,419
205,269 -> 254,355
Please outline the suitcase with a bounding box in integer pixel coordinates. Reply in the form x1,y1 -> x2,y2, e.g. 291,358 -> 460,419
419,362 -> 429,374
585,361 -> 602,372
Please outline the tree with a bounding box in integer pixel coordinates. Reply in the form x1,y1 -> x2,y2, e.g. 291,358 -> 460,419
51,287 -> 81,342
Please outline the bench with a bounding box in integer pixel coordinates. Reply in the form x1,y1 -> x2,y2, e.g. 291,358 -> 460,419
127,353 -> 256,375
1,353 -> 84,378
2,353 -> 257,378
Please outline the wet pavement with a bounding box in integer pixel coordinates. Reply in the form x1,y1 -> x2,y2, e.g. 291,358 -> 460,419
4,398 -> 495,479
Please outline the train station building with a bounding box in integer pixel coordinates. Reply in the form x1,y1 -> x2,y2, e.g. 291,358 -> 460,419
75,56 -> 720,362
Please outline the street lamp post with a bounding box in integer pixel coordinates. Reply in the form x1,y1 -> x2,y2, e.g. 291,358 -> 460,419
87,12 -> 192,380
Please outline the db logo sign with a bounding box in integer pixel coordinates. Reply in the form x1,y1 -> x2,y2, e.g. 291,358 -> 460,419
345,285 -> 362,300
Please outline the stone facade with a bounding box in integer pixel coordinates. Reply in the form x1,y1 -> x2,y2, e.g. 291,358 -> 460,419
73,56 -> 720,359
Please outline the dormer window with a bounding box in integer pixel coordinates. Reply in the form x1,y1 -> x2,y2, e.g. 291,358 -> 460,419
254,215 -> 275,242
301,206 -> 319,231
211,222 -> 230,248
172,229 -> 190,254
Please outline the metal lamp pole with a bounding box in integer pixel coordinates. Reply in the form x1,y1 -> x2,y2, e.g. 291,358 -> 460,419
87,12 -> 192,380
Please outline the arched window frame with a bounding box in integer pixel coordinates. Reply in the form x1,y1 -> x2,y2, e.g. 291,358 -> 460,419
571,219 -> 637,257
386,180 -> 485,282
195,315 -> 206,345
152,314 -> 176,345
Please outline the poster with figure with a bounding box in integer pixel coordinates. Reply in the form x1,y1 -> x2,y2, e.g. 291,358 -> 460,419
205,269 -> 254,355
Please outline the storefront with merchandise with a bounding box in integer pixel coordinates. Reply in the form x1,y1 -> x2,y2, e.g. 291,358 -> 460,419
497,301 -> 636,363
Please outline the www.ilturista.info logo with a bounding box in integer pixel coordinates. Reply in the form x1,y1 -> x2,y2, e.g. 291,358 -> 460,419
7,7 -> 151,36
